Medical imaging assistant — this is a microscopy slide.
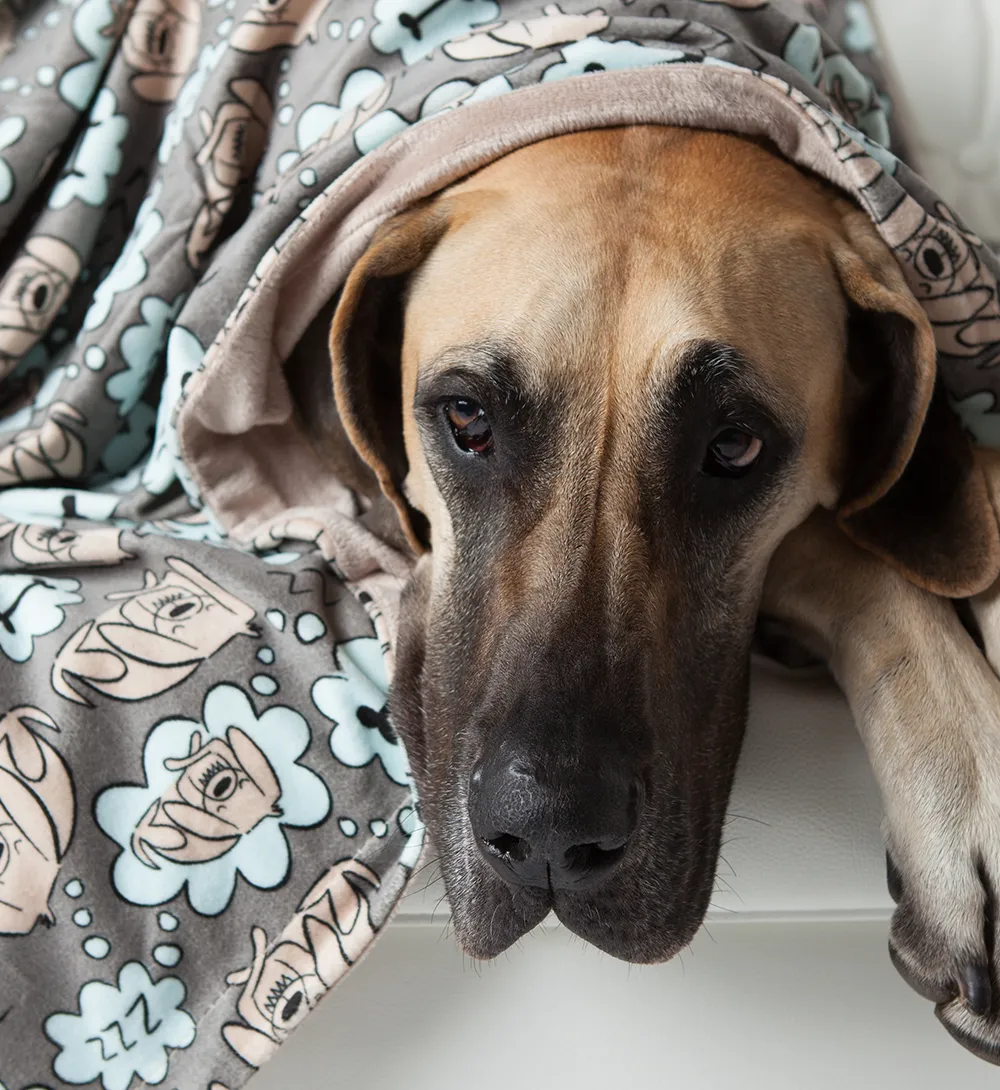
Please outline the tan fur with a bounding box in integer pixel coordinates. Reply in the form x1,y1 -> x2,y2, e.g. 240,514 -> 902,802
328,125 -> 1000,1053
390,129 -> 854,630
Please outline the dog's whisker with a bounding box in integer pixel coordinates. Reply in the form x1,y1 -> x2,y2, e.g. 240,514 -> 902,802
724,811 -> 771,829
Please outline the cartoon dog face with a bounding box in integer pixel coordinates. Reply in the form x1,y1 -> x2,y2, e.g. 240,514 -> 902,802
879,197 -> 1000,357
230,0 -> 330,52
121,0 -> 202,103
223,860 -> 380,1067
51,557 -> 259,705
187,81 -> 273,266
0,238 -> 81,376
0,707 -> 75,935
131,727 -> 282,868
0,520 -> 133,567
0,402 -> 86,486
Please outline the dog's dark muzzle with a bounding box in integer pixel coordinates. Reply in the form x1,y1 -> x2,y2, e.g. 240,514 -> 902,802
468,748 -> 645,892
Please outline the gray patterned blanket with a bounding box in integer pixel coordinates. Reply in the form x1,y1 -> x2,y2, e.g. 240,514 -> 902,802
1,0 -> 999,1087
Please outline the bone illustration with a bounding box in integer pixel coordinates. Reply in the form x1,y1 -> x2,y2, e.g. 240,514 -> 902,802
51,557 -> 259,706
223,860 -> 380,1067
230,0 -> 331,53
121,0 -> 202,103
443,4 -> 610,61
0,520 -> 134,567
186,80 -> 273,267
131,726 -> 282,868
0,238 -> 82,377
0,707 -> 75,935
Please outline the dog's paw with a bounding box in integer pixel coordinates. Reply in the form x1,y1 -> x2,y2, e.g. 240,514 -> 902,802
886,847 -> 1000,1063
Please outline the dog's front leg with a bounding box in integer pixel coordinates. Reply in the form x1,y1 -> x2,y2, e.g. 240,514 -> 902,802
762,508 -> 1000,1062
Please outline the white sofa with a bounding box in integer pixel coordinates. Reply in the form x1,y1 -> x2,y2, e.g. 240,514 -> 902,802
251,4 -> 1000,1086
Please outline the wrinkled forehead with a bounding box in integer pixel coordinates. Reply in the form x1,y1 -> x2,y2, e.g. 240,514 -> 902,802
404,164 -> 846,408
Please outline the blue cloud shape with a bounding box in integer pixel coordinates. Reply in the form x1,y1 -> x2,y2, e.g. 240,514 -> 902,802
276,69 -> 401,175
952,390 -> 1000,448
541,38 -> 685,80
95,683 -> 331,915
107,293 -> 186,417
101,400 -> 156,476
83,181 -> 164,332
142,324 -> 205,495
45,961 -> 196,1090
0,574 -> 82,663
781,22 -> 892,163
419,74 -> 514,117
371,0 -> 499,64
312,636 -> 411,787
59,0 -> 120,112
50,88 -> 129,210
0,115 -> 25,205
0,487 -> 120,525
843,0 -> 878,53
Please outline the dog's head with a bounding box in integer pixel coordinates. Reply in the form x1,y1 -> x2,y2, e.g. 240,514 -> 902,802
326,127 -> 1000,961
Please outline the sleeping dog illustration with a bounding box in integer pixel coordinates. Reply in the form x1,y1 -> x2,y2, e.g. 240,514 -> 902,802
131,726 -> 282,868
51,557 -> 259,706
0,519 -> 133,568
0,707 -> 75,936
223,860 -> 380,1067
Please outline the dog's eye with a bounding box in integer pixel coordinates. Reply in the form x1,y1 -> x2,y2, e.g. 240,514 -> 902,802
703,427 -> 763,477
444,399 -> 493,455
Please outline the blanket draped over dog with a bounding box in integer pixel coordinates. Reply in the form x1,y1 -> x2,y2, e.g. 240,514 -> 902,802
1,0 -> 999,1085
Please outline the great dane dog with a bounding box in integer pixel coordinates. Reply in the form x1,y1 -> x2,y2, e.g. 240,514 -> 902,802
301,125 -> 1000,1062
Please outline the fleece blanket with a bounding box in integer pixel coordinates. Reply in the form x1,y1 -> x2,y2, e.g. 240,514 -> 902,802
1,0 -> 1000,1087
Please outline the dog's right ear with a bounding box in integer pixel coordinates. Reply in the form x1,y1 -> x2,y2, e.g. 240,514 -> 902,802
830,204 -> 1000,598
329,201 -> 452,554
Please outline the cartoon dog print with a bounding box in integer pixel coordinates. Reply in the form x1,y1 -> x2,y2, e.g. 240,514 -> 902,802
131,726 -> 281,867
443,4 -> 609,61
879,197 -> 1000,358
230,0 -> 330,52
0,237 -> 82,378
0,519 -> 133,568
121,0 -> 202,103
0,707 -> 75,936
187,80 -> 273,267
51,557 -> 259,706
223,859 -> 380,1067
0,402 -> 87,486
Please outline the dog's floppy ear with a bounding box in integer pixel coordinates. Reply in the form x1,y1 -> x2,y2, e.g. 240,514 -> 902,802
830,205 -> 1000,597
329,201 -> 452,554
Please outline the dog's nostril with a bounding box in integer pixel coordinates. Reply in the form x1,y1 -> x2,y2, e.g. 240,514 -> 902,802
482,833 -> 530,863
562,841 -> 626,876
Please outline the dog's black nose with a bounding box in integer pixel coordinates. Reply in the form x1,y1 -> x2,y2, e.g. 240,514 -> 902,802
468,755 -> 642,892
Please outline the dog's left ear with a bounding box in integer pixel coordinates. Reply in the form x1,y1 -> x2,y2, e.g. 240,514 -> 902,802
830,204 -> 1000,598
329,201 -> 452,554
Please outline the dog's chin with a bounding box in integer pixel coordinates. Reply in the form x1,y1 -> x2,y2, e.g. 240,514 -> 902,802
443,865 -> 553,960
435,822 -> 716,963
550,880 -> 711,964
